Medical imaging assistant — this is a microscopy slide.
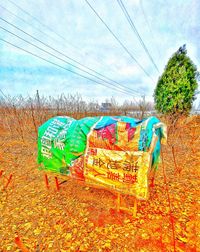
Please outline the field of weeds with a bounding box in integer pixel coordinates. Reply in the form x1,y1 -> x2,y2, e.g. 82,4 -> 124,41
0,111 -> 199,251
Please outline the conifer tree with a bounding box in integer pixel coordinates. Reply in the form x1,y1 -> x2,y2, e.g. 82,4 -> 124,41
154,45 -> 199,115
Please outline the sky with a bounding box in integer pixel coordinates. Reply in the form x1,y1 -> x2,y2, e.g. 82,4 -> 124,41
0,0 -> 199,106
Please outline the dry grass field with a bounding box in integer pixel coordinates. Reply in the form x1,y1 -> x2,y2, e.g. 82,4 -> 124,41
0,112 -> 199,251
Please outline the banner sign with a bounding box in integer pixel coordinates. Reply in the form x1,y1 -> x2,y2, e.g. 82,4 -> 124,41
38,116 -> 167,199
84,148 -> 151,199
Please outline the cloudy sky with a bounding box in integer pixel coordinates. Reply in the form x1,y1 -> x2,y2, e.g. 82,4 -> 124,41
0,0 -> 199,105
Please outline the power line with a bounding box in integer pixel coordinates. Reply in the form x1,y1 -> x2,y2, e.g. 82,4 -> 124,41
0,5 -> 143,96
0,37 -> 138,97
117,0 -> 160,73
139,0 -> 162,60
84,0 -> 154,82
5,0 -> 80,52
0,2 -> 104,68
0,4 -> 73,51
0,17 -> 142,95
0,27 -> 134,96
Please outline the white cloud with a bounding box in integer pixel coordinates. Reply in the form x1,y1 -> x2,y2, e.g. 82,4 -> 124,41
0,0 -> 199,104
118,65 -> 140,76
128,0 -> 140,7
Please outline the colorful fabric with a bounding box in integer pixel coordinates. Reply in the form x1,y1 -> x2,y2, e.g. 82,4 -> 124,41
38,116 -> 167,199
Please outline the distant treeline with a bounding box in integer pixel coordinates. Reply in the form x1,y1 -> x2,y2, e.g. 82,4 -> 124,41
0,91 -> 155,140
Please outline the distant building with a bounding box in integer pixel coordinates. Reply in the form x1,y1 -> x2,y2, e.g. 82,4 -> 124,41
88,102 -> 100,112
100,102 -> 112,112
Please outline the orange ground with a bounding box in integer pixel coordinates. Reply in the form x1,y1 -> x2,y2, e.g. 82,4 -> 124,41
0,116 -> 199,251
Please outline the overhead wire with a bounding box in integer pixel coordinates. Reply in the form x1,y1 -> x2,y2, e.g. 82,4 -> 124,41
117,0 -> 160,73
0,3 -> 143,95
0,2 -> 104,68
0,4 -> 74,51
139,0 -> 162,59
0,37 -> 138,97
84,0 -> 154,82
0,18 -> 143,96
5,0 -> 80,51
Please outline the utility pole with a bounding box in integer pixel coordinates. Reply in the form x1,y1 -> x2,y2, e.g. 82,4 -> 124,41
140,95 -> 146,119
